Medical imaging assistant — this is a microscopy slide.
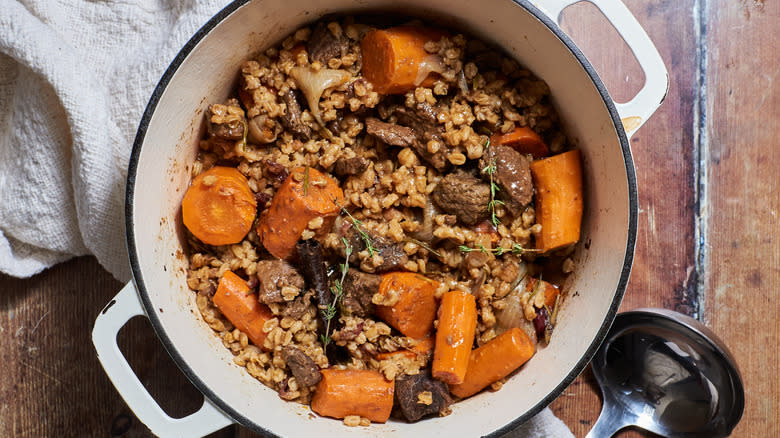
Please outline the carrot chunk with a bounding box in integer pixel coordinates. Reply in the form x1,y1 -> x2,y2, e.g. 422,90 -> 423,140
449,327 -> 535,398
212,271 -> 276,349
310,369 -> 394,423
375,272 -> 439,339
361,26 -> 447,94
182,166 -> 257,246
530,150 -> 584,252
257,166 -> 344,259
432,290 -> 477,385
491,126 -> 549,158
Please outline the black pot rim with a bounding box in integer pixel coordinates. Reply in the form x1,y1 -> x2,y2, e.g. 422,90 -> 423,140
125,1 -> 637,436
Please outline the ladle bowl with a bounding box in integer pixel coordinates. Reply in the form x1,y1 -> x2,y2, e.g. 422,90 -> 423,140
587,308 -> 745,437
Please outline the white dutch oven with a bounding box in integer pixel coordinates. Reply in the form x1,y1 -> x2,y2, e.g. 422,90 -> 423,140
92,0 -> 668,436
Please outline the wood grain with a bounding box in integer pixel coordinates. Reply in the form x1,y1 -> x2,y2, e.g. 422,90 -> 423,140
702,0 -> 779,436
551,1 -> 699,436
0,257 -> 235,438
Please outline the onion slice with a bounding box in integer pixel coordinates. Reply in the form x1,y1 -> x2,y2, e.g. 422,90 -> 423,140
289,66 -> 351,127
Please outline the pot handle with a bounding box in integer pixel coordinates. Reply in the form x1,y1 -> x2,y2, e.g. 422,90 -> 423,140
538,0 -> 669,137
92,282 -> 234,437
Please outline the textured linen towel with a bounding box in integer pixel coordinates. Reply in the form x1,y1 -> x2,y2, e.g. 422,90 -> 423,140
0,1 -> 574,436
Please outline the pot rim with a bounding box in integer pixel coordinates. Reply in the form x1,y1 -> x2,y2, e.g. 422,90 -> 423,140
125,0 -> 638,435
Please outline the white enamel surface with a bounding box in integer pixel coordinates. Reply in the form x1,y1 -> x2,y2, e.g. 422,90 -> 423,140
127,0 -> 641,436
92,283 -> 234,437
537,0 -> 669,136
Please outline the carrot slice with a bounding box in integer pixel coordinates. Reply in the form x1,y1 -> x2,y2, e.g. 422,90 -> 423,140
310,369 -> 394,423
257,166 -> 344,259
530,150 -> 584,252
490,126 -> 549,158
432,290 -> 477,385
361,26 -> 447,95
375,272 -> 439,339
182,166 -> 257,246
374,335 -> 434,361
449,327 -> 535,398
212,271 -> 276,349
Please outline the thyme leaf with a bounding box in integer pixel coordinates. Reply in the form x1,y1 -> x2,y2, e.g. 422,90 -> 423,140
303,164 -> 310,196
321,238 -> 352,350
527,274 -> 544,302
482,138 -> 503,227
340,206 -> 376,257
330,196 -> 376,257
403,237 -> 442,258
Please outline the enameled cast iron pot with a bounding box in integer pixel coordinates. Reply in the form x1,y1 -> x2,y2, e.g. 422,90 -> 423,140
92,0 -> 668,436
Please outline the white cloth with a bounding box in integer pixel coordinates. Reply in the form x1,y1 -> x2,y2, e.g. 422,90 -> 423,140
0,0 -> 226,281
0,1 -> 574,436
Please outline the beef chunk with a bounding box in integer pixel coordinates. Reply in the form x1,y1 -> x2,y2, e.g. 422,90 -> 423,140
342,227 -> 409,273
394,368 -> 453,422
295,239 -> 334,349
280,290 -> 314,319
280,89 -> 311,140
341,270 -> 381,316
207,100 -> 245,141
332,156 -> 370,177
480,144 -> 533,214
431,170 -> 491,225
364,103 -> 450,170
281,346 -> 322,387
393,102 -> 450,171
255,260 -> 305,304
307,21 -> 349,65
366,117 -> 416,147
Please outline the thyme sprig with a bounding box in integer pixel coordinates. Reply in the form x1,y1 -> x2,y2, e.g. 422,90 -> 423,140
458,242 -> 539,256
527,274 -> 544,302
339,206 -> 376,257
303,164 -> 310,196
320,237 -> 352,349
329,195 -> 376,258
481,139 -> 504,227
403,237 -> 442,258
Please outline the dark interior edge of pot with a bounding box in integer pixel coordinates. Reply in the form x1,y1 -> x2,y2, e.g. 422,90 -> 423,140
124,0 -> 638,436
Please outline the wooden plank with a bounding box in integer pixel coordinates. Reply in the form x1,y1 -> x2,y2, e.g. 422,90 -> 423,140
556,0 -> 701,315
0,257 -> 235,438
550,1 -> 699,436
703,0 -> 779,436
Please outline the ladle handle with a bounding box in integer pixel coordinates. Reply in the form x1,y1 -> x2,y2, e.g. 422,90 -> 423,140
585,401 -> 628,438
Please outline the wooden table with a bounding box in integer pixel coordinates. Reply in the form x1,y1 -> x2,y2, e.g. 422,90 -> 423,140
0,1 -> 776,436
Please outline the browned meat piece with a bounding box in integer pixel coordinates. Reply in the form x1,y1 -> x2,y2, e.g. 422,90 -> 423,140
341,270 -> 381,316
279,89 -> 311,140
341,227 -> 409,273
393,102 -> 450,171
281,346 -> 322,387
480,144 -> 533,214
280,290 -> 314,319
207,99 -> 245,141
332,156 -> 370,177
394,368 -> 453,422
365,103 -> 450,170
365,118 -> 416,147
431,170 -> 491,225
307,21 -> 349,65
255,260 -> 305,304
